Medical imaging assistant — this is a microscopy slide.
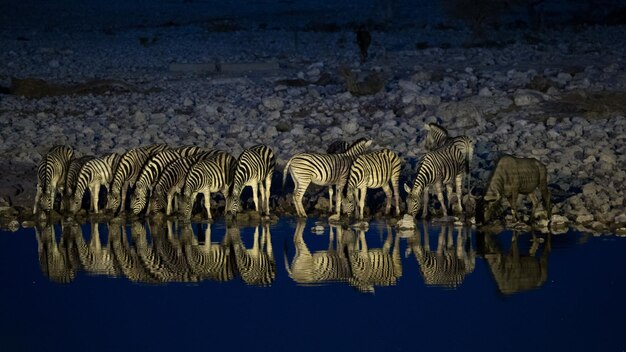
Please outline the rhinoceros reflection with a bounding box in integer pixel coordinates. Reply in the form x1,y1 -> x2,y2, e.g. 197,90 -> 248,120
406,222 -> 475,288
285,220 -> 352,285
479,231 -> 550,295
36,223 -> 76,283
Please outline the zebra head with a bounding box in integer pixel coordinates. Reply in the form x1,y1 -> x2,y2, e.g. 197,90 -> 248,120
69,193 -> 82,213
130,189 -> 147,215
149,193 -> 166,214
403,183 -> 423,217
180,190 -> 194,218
424,123 -> 448,151
341,187 -> 357,216
107,191 -> 121,212
481,191 -> 503,224
225,195 -> 241,214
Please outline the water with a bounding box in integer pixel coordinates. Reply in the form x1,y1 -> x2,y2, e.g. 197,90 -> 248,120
1,218 -> 624,352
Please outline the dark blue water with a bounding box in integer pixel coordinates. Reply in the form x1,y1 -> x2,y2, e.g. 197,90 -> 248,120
1,218 -> 624,352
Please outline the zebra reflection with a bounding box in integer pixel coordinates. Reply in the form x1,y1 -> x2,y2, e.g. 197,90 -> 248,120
480,231 -> 550,295
406,222 -> 475,288
285,221 -> 352,286
347,225 -> 402,293
108,220 -> 159,284
70,222 -> 119,277
36,223 -> 76,283
228,223 -> 275,286
181,222 -> 236,282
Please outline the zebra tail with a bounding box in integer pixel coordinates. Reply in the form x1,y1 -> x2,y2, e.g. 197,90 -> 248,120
282,158 -> 293,190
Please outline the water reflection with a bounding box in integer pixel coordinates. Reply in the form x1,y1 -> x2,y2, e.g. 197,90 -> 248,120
33,219 -> 558,294
406,222 -> 475,288
479,231 -> 550,295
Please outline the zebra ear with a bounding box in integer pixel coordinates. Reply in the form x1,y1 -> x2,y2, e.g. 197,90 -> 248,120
424,123 -> 431,131
403,183 -> 411,194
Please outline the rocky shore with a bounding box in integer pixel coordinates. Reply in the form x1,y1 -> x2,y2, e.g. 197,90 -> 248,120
1,20 -> 625,234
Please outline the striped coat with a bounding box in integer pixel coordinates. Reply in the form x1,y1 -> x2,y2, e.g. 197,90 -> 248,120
69,153 -> 121,213
34,145 -> 74,213
226,145 -> 275,215
283,138 -> 372,218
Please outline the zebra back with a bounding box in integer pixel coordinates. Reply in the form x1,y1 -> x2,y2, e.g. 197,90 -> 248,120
109,147 -> 152,202
283,138 -> 372,187
347,148 -> 401,191
64,155 -> 95,200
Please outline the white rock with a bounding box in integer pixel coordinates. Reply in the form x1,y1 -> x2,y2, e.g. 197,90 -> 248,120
576,214 -> 594,223
263,97 -> 284,110
513,89 -> 548,106
396,214 -> 416,229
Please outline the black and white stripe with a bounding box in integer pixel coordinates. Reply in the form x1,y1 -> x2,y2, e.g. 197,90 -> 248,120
130,146 -> 208,215
34,145 -> 74,213
69,153 -> 121,213
181,223 -> 236,282
108,144 -> 169,213
62,155 -> 95,211
404,136 -> 474,218
149,155 -> 209,215
283,138 -> 372,217
424,122 -> 450,151
326,140 -> 350,154
343,148 -> 402,219
181,151 -> 236,219
228,224 -> 275,286
226,144 -> 275,215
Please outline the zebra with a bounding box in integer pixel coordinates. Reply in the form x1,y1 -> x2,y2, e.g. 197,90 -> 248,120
226,144 -> 275,215
34,145 -> 74,214
69,153 -> 121,213
404,136 -> 474,218
108,218 -> 160,284
342,148 -> 402,220
149,153 -> 217,215
62,155 -> 95,211
108,143 -> 169,214
228,224 -> 275,286
130,146 -> 210,215
181,152 -> 236,219
283,138 -> 372,218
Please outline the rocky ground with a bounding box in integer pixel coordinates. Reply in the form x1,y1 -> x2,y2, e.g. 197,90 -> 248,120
1,19 -> 625,234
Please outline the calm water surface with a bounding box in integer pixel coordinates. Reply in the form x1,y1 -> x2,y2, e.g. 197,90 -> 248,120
1,218 -> 624,352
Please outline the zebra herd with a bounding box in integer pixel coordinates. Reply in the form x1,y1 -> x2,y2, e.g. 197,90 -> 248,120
34,143 -> 275,219
35,122 -> 548,222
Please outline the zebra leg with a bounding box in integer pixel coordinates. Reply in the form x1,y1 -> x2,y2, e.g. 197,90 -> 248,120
33,185 -> 42,214
264,175 -> 272,215
328,186 -> 334,213
446,183 -> 454,211
292,178 -> 309,218
434,182 -> 447,217
455,174 -> 463,214
120,182 -> 129,212
252,183 -> 260,213
382,184 -> 392,215
335,185 -> 344,217
166,193 -> 174,215
508,192 -> 519,222
203,191 -> 212,219
391,179 -> 400,216
92,184 -> 101,213
421,186 -> 430,219
358,187 -> 367,220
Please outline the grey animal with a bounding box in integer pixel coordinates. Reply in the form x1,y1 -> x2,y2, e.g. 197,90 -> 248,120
478,154 -> 551,223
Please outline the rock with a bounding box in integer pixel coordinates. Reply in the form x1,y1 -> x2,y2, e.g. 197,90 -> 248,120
49,59 -> 60,68
550,214 -> 569,226
311,225 -> 325,234
575,214 -> 594,224
478,87 -> 492,97
134,110 -> 146,124
614,214 -> 626,224
396,214 -> 415,230
513,89 -> 542,106
263,97 -> 284,110
415,95 -> 441,106
341,120 -> 358,134
183,98 -> 194,107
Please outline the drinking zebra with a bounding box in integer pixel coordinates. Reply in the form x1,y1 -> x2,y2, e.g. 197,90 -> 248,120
130,146 -> 208,215
226,144 -> 275,215
108,144 -> 169,213
34,145 -> 74,213
404,136 -> 474,218
283,138 -> 372,218
342,148 -> 402,220
62,155 -> 95,211
148,151 -> 221,215
180,152 -> 236,219
69,153 -> 121,213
